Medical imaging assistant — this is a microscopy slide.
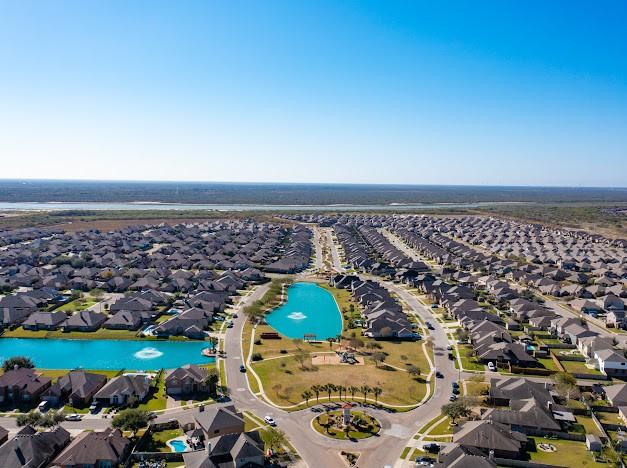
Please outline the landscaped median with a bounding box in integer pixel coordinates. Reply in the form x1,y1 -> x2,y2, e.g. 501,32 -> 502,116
312,408 -> 381,440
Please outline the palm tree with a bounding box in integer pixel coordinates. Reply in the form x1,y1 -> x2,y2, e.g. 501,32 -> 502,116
311,385 -> 323,403
372,386 -> 383,404
326,337 -> 335,349
360,385 -> 371,403
349,386 -> 359,400
301,390 -> 314,406
325,383 -> 336,401
337,385 -> 346,400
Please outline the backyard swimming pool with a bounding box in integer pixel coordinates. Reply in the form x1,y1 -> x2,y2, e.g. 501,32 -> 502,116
0,338 -> 214,370
265,282 -> 342,340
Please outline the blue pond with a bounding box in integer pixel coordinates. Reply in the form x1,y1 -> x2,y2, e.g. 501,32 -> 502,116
265,282 -> 342,340
0,338 -> 214,370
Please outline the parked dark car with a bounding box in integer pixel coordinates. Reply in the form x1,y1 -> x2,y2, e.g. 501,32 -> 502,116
239,365 -> 246,372
423,443 -> 441,453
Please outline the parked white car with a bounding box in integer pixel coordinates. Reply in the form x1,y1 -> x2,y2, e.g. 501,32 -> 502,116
487,362 -> 496,371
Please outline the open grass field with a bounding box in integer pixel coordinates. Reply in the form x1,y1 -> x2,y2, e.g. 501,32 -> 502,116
251,355 -> 426,407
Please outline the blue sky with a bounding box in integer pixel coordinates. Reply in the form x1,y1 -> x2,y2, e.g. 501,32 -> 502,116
1,1 -> 626,186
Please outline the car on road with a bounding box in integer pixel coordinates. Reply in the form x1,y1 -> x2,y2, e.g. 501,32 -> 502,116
448,352 -> 454,360
446,344 -> 453,351
452,387 -> 460,395
487,362 -> 496,371
435,371 -> 443,378
65,413 -> 82,421
264,416 -> 276,426
449,394 -> 458,401
423,442 -> 441,453
232,313 -> 238,318
415,455 -> 435,466
227,321 -> 234,328
425,322 -> 434,330
239,365 -> 246,372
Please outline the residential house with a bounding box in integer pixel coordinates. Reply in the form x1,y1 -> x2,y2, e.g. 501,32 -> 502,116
0,425 -> 70,468
22,311 -> 68,330
183,431 -> 265,468
62,310 -> 108,332
42,370 -> 107,407
0,367 -> 52,404
93,375 -> 151,406
52,428 -> 131,468
166,365 -> 211,396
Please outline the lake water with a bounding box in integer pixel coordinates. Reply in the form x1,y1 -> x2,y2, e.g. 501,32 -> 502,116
265,282 -> 342,340
0,338 -> 214,370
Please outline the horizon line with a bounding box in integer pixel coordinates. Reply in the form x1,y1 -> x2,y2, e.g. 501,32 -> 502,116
2,178 -> 626,190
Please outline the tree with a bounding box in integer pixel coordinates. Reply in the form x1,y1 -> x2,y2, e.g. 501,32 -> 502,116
365,341 -> 377,352
372,386 -> 383,404
324,383 -> 336,401
207,336 -> 219,351
311,385 -> 323,403
3,356 -> 35,372
553,372 -> 578,400
203,368 -> 220,395
337,385 -> 346,400
302,390 -> 313,406
16,410 -> 42,427
292,338 -> 303,351
441,400 -> 471,425
265,427 -> 288,450
407,365 -> 421,379
326,337 -> 335,349
349,338 -> 364,351
39,411 -> 65,428
370,351 -> 386,368
111,409 -> 151,437
349,386 -> 359,400
293,350 -> 310,370
360,385 -> 371,403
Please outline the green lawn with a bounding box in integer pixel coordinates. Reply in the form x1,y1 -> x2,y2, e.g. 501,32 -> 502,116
571,415 -> 603,436
537,357 -> 560,371
561,360 -> 601,375
426,416 -> 453,436
139,428 -> 184,452
137,372 -> 167,411
527,437 -> 604,467
57,297 -> 99,312
458,346 -> 485,371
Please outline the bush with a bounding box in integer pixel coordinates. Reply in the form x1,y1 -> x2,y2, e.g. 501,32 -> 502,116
254,339 -> 262,346
280,349 -> 287,354
251,352 -> 263,361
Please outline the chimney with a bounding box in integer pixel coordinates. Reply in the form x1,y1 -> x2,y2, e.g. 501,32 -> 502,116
205,441 -> 212,454
199,404 -> 205,412
547,401 -> 553,411
489,450 -> 495,461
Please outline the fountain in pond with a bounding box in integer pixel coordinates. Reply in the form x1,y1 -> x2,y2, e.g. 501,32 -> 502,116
134,347 -> 164,360
287,311 -> 307,320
